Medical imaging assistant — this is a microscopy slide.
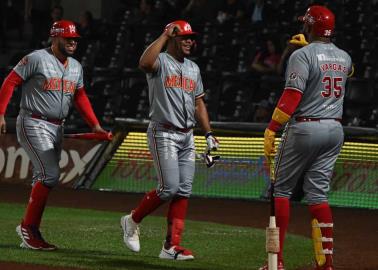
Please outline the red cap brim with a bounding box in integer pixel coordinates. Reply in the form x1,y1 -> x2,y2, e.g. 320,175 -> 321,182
177,31 -> 197,36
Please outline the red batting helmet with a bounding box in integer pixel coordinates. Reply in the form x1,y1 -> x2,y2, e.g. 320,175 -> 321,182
165,20 -> 197,36
298,5 -> 335,37
50,20 -> 80,38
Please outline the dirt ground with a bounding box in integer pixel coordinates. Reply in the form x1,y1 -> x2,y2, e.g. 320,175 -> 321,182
0,183 -> 377,270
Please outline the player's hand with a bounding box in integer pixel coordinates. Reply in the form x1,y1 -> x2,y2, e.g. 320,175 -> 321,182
203,151 -> 220,168
289,34 -> 309,47
205,132 -> 219,152
0,115 -> 6,135
164,24 -> 182,38
264,128 -> 276,160
92,124 -> 107,134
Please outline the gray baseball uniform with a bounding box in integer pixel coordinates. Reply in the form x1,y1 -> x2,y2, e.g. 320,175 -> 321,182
14,48 -> 84,187
274,42 -> 352,204
146,52 -> 204,200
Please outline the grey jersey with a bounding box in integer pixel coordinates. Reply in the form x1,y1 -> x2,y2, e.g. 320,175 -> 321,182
147,52 -> 204,129
14,48 -> 84,120
285,42 -> 352,119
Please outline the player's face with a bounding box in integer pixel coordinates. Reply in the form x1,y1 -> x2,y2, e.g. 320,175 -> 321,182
57,37 -> 78,56
176,35 -> 196,55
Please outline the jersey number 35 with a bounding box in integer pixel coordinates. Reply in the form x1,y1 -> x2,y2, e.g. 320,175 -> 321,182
321,76 -> 343,98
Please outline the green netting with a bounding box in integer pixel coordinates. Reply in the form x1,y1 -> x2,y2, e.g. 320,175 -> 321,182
93,132 -> 378,209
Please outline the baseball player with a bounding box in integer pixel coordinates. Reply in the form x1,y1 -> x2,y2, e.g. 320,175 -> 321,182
120,20 -> 219,260
0,20 -> 106,250
261,6 -> 352,270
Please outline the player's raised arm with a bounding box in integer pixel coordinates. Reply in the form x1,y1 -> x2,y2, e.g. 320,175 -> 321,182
138,23 -> 180,73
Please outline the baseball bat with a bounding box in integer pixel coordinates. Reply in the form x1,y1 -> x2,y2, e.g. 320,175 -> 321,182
64,132 -> 113,141
266,156 -> 279,270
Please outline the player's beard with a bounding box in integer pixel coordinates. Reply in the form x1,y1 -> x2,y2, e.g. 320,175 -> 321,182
58,39 -> 77,57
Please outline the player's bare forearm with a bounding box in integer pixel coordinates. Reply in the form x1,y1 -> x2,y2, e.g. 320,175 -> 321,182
0,114 -> 6,134
139,34 -> 169,73
195,98 -> 211,134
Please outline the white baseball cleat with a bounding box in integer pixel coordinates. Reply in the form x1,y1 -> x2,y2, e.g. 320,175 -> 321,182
120,214 -> 140,252
158,245 -> 194,260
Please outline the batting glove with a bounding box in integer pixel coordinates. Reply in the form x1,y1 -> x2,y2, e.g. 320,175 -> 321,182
289,33 -> 309,47
200,151 -> 220,168
264,128 -> 276,160
205,131 -> 219,152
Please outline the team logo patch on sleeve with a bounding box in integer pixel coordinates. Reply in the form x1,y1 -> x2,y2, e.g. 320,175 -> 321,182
289,72 -> 298,80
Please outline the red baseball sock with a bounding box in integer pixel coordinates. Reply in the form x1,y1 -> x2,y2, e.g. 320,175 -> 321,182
23,181 -> 51,227
309,202 -> 333,266
166,196 -> 188,247
275,197 -> 290,262
132,190 -> 165,223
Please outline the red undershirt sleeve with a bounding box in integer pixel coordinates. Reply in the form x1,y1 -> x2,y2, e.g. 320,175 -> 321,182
74,87 -> 100,128
0,71 -> 23,115
267,88 -> 303,132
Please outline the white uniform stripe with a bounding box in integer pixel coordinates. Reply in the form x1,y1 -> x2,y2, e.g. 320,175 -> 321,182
274,124 -> 290,180
21,116 -> 46,183
312,222 -> 334,228
152,125 -> 164,193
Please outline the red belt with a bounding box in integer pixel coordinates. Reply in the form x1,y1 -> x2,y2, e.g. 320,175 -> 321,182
162,123 -> 192,133
31,114 -> 64,125
295,117 -> 341,123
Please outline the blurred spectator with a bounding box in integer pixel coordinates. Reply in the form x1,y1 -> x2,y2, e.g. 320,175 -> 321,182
246,0 -> 278,26
50,5 -> 64,22
41,5 -> 64,47
74,11 -> 97,61
369,108 -> 378,128
182,0 -> 217,24
77,11 -> 96,39
249,0 -> 264,25
251,37 -> 282,75
252,99 -> 271,122
25,0 -> 62,48
216,0 -> 247,24
252,92 -> 277,122
164,0 -> 188,21
131,0 -> 160,24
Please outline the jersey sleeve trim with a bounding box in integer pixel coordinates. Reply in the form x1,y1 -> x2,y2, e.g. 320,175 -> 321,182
284,87 -> 303,93
12,68 -> 26,81
195,93 -> 205,99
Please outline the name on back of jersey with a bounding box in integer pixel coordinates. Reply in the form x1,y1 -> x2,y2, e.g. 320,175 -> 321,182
317,53 -> 348,74
320,63 -> 348,74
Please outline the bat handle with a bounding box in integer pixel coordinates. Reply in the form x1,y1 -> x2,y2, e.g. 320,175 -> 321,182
268,253 -> 278,270
270,183 -> 275,216
268,216 -> 278,270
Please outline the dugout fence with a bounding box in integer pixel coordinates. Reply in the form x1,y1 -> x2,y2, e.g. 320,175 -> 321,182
75,118 -> 378,209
